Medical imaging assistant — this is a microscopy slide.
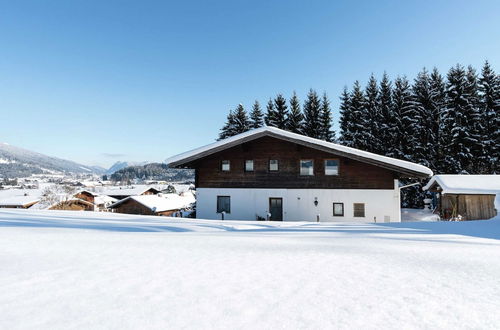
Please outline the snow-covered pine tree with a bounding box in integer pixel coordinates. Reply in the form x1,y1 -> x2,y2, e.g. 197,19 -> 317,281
442,64 -> 472,174
399,76 -> 421,163
265,98 -> 278,127
348,81 -> 365,149
338,87 -> 353,146
411,69 -> 433,168
389,76 -> 412,160
377,73 -> 394,156
464,66 -> 484,173
319,92 -> 335,142
232,103 -> 251,134
478,61 -> 500,173
302,89 -> 322,139
429,68 -> 446,173
287,91 -> 303,134
218,110 -> 237,140
249,100 -> 264,129
273,94 -> 289,129
360,74 -> 380,152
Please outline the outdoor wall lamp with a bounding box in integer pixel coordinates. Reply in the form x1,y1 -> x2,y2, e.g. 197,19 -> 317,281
314,197 -> 318,207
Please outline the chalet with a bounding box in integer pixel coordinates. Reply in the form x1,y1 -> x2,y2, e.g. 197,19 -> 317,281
423,175 -> 499,220
108,193 -> 195,216
49,199 -> 95,211
165,127 -> 432,222
74,190 -> 117,211
0,189 -> 42,209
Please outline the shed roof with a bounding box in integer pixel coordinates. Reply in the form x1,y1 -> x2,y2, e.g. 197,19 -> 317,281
109,193 -> 195,213
165,126 -> 432,178
422,175 -> 500,195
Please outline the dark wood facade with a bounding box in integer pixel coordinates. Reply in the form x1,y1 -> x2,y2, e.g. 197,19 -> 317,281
190,136 -> 397,189
440,194 -> 496,220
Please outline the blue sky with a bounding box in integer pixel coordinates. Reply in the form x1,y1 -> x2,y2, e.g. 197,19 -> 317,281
0,0 -> 499,168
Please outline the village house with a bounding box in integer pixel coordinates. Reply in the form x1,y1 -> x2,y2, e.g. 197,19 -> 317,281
74,190 -> 117,211
165,127 -> 433,222
97,186 -> 161,200
108,192 -> 195,216
423,175 -> 499,220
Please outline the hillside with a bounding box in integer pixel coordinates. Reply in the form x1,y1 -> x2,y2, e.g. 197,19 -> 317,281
109,162 -> 194,182
0,142 -> 105,178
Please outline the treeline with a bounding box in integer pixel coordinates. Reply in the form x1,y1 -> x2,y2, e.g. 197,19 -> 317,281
110,163 -> 194,183
339,61 -> 499,176
218,90 -> 335,142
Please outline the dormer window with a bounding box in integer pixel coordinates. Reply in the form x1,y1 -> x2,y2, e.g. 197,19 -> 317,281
221,160 -> 230,171
269,160 -> 278,171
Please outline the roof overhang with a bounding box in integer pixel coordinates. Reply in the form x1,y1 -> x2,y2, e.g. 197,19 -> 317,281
165,127 -> 433,179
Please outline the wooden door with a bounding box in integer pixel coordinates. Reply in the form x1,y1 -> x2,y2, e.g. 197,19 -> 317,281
269,198 -> 283,221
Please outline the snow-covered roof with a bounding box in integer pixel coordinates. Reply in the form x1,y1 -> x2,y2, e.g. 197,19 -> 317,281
422,175 -> 500,195
97,185 -> 160,197
165,126 -> 432,178
109,193 -> 195,213
0,188 -> 44,207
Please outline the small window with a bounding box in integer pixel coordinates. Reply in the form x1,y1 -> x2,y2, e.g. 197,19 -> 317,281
245,160 -> 254,172
221,160 -> 230,171
269,159 -> 278,171
300,160 -> 314,176
217,196 -> 230,213
333,203 -> 344,216
353,203 -> 365,217
325,159 -> 339,175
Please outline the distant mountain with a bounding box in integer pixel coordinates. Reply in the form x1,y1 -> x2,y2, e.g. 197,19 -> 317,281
0,142 -> 105,178
105,161 -> 148,175
110,162 -> 194,183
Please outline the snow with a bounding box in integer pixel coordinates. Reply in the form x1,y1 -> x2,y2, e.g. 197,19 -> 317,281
0,188 -> 45,206
110,192 -> 195,212
1,209 -> 500,329
165,126 -> 433,177
401,208 -> 440,222
423,174 -> 500,195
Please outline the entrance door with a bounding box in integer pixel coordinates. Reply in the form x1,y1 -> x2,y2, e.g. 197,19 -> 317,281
269,198 -> 283,221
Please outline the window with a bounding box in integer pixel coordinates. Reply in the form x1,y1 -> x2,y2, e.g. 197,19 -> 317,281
221,160 -> 230,171
325,159 -> 339,175
333,203 -> 344,216
300,160 -> 314,176
217,196 -> 230,213
353,203 -> 365,217
245,160 -> 254,172
269,159 -> 279,171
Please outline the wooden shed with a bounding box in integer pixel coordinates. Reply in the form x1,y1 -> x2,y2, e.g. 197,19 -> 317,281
423,175 -> 499,220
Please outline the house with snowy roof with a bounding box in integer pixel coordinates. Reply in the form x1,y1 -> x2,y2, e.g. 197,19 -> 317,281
97,186 -> 161,200
165,127 -> 432,222
423,175 -> 499,220
108,192 -> 195,216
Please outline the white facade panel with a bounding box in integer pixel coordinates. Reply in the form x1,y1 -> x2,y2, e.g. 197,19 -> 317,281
196,182 -> 401,222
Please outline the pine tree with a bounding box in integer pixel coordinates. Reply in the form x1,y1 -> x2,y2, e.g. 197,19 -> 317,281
338,87 -> 352,145
389,76 -> 412,160
264,98 -> 278,127
442,64 -> 471,173
287,92 -> 303,134
233,103 -> 250,134
463,65 -> 483,173
302,89 -> 322,138
319,92 -> 335,142
357,75 -> 380,152
429,68 -> 446,173
273,94 -> 289,129
249,100 -> 264,129
411,68 -> 433,168
348,81 -> 365,149
478,61 -> 500,173
377,73 -> 394,156
218,110 -> 237,140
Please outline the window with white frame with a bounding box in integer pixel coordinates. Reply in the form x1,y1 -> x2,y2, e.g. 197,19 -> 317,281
221,160 -> 230,171
269,159 -> 278,171
353,203 -> 365,217
245,160 -> 254,172
300,160 -> 314,176
325,159 -> 339,175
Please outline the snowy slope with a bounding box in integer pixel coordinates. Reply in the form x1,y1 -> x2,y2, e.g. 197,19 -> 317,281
0,142 -> 105,177
105,161 -> 148,175
1,209 -> 499,329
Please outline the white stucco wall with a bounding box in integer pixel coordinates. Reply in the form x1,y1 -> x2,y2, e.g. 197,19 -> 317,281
196,181 -> 401,222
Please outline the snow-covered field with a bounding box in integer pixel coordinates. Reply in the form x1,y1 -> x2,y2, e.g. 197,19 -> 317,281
1,209 -> 500,329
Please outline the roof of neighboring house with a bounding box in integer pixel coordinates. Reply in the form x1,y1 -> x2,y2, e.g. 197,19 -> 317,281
164,126 -> 433,178
0,188 -> 44,207
109,193 -> 195,213
97,186 -> 161,197
422,175 -> 500,195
